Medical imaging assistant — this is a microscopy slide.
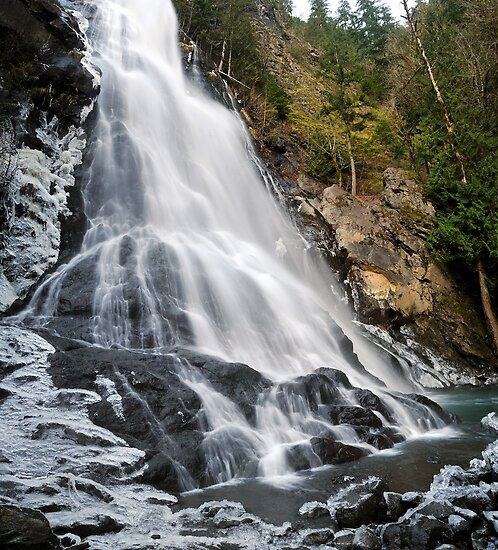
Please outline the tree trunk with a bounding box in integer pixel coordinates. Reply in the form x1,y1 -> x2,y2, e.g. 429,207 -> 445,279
217,40 -> 226,73
402,0 -> 467,184
346,130 -> 357,196
477,257 -> 498,354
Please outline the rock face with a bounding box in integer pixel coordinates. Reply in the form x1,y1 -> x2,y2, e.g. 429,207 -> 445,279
0,505 -> 60,549
0,0 -> 99,313
44,339 -> 410,489
286,167 -> 497,385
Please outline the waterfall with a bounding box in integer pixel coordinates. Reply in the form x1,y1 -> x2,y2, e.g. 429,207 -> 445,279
16,0 -> 449,482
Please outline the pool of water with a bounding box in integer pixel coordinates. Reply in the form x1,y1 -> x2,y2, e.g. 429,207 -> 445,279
176,385 -> 498,525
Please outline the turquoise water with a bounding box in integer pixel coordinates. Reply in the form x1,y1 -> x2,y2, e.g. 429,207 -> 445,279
177,385 -> 498,524
429,385 -> 498,425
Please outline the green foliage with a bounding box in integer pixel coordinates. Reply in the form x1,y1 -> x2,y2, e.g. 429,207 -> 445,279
264,74 -> 290,120
352,0 -> 395,60
389,0 -> 498,298
174,0 -> 261,86
372,118 -> 405,160
306,131 -> 339,180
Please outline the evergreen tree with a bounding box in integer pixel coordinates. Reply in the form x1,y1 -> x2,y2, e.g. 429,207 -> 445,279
308,0 -> 330,36
393,0 -> 498,351
353,0 -> 395,59
336,0 -> 353,29
320,28 -> 370,195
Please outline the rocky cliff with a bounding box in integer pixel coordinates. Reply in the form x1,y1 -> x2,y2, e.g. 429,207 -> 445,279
288,167 -> 496,385
0,0 -> 98,313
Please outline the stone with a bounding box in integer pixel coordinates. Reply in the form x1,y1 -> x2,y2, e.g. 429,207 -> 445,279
327,405 -> 383,429
47,344 -> 272,489
311,438 -> 371,465
483,511 -> 498,535
352,525 -> 381,550
302,528 -> 335,545
481,412 -> 498,434
327,477 -> 388,528
380,515 -> 452,550
448,514 -> 470,534
316,168 -> 496,377
0,505 -> 60,549
53,514 -> 123,538
298,501 -> 329,519
383,491 -> 403,520
401,491 -> 425,507
333,529 -> 355,549
0,0 -> 98,314
402,499 -> 455,522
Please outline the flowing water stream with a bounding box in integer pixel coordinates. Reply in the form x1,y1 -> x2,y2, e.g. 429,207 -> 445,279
11,0 -> 459,487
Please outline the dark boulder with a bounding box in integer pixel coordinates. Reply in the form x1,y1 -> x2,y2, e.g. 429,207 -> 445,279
352,388 -> 395,422
311,437 -> 370,465
0,505 -> 60,549
328,405 -> 383,429
380,515 -> 453,550
327,476 -> 388,528
275,371 -> 348,414
46,342 -> 271,490
53,514 -> 123,538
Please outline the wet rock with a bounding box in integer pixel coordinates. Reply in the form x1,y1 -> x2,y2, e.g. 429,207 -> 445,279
285,442 -> 321,472
383,491 -> 403,520
482,441 -> 498,480
333,529 -> 355,549
453,506 -> 479,526
314,367 -> 353,389
353,525 -> 381,550
53,514 -> 123,538
213,511 -> 243,528
199,500 -> 245,519
429,466 -> 493,514
402,394 -> 457,425
46,343 -> 276,489
481,412 -> 498,434
380,515 -> 452,550
302,528 -> 334,545
483,511 -> 498,535
327,405 -> 383,428
0,504 -> 60,549
402,491 -> 424,507
180,349 -> 271,422
311,437 -> 370,465
402,499 -> 455,522
351,388 -> 394,421
276,371 -> 348,415
298,501 -> 329,519
448,514 -> 470,535
358,430 -> 395,450
327,476 -> 388,528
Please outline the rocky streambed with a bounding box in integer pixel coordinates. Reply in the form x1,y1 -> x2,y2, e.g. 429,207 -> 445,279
0,324 -> 496,550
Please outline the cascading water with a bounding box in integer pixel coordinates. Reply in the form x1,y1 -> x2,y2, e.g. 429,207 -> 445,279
16,0 -> 450,484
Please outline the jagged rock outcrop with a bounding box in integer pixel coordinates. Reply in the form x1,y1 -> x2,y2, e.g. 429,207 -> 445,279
287,167 -> 497,385
0,0 -> 99,313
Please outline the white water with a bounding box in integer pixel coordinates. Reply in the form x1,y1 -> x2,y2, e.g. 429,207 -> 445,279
17,0 -> 448,482
26,0 -> 390,385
